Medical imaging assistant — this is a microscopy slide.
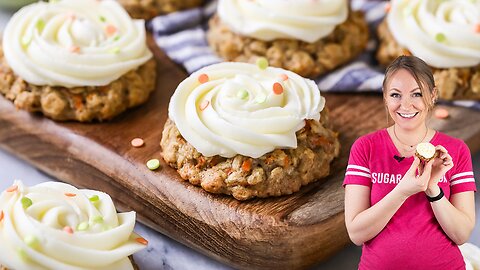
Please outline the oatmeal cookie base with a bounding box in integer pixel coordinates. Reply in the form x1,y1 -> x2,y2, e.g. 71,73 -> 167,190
161,110 -> 340,200
119,0 -> 204,20
207,10 -> 369,78
0,46 -> 156,122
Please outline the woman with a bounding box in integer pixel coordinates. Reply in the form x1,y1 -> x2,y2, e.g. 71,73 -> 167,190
343,55 -> 476,269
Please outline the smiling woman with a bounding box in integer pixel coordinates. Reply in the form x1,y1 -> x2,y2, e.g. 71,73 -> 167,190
343,55 -> 477,270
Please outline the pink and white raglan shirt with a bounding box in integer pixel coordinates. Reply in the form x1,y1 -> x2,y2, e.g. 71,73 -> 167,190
343,129 -> 477,270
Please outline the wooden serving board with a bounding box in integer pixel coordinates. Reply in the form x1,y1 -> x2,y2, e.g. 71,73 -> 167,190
1,39 -> 480,270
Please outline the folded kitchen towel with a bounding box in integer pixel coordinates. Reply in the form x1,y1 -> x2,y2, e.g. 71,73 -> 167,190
148,0 -> 480,111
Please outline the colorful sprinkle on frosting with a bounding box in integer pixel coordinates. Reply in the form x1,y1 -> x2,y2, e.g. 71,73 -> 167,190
21,197 -> 33,209
135,237 -> 148,245
237,89 -> 249,100
199,100 -> 210,111
256,57 -> 269,70
273,82 -> 284,95
435,33 -> 446,42
198,73 -> 209,84
63,226 -> 74,234
6,185 -> 18,192
77,222 -> 89,231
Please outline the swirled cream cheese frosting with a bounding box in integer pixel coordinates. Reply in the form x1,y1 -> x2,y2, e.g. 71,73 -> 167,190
387,0 -> 480,68
2,0 -> 153,88
168,61 -> 325,158
0,180 -> 147,270
217,0 -> 348,43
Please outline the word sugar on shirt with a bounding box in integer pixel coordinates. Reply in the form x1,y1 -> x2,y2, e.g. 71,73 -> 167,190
371,172 -> 448,185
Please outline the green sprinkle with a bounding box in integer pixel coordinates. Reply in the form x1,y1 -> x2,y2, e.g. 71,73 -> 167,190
108,47 -> 120,54
256,57 -> 269,70
24,235 -> 40,249
99,16 -> 106,22
21,197 -> 33,209
77,222 -> 89,231
89,195 -> 99,203
147,159 -> 160,171
21,36 -> 32,47
255,93 -> 267,104
114,35 -> 121,41
236,89 -> 249,100
102,225 -> 113,231
435,33 -> 446,42
91,216 -> 104,224
18,248 -> 29,261
36,19 -> 45,33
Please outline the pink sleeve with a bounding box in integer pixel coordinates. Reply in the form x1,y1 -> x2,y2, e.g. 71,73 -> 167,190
449,141 -> 476,194
343,137 -> 372,188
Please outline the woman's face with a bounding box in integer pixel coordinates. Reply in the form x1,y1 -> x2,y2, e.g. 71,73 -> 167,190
384,69 -> 428,131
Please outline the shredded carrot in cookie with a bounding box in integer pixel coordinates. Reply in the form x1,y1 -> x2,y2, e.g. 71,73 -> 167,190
242,159 -> 252,172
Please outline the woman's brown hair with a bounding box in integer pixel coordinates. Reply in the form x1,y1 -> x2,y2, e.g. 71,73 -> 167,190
382,55 -> 437,111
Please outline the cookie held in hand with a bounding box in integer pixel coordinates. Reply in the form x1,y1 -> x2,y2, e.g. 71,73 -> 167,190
415,142 -> 437,162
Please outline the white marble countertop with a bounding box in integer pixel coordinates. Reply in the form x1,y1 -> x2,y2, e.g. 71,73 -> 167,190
0,7 -> 479,270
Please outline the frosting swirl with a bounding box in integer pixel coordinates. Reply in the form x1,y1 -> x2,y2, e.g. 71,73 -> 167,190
0,180 -> 146,270
217,0 -> 348,43
168,62 -> 325,158
2,0 -> 153,88
387,0 -> 480,68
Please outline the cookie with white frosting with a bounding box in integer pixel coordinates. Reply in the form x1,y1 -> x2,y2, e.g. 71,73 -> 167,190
0,180 -> 147,270
161,62 -> 340,200
0,0 -> 155,122
207,0 -> 369,79
118,0 -> 204,20
377,0 -> 480,100
415,142 -> 437,162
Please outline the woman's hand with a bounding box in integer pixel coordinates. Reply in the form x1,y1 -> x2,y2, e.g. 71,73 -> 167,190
426,145 -> 454,196
396,156 -> 434,198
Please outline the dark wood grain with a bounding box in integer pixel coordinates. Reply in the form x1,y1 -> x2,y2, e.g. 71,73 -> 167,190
1,38 -> 480,270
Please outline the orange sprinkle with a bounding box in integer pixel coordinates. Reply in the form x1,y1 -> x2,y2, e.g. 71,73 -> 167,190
0,210 -> 4,223
6,185 -> 18,193
105,25 -> 117,36
63,226 -> 74,234
198,73 -> 209,84
136,237 -> 148,245
385,3 -> 391,13
65,193 -> 77,197
242,159 -> 252,172
69,46 -> 80,53
273,82 -> 284,95
475,24 -> 480,33
199,100 -> 210,111
280,74 -> 289,81
131,138 -> 144,148
434,108 -> 449,119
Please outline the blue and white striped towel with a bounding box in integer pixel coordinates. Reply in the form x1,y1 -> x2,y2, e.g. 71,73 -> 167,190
148,0 -> 480,110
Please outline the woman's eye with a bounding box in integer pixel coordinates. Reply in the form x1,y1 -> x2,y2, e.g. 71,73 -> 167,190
390,93 -> 400,98
413,92 -> 423,97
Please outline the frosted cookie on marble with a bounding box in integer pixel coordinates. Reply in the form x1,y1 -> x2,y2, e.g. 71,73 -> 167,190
377,0 -> 480,100
0,0 -> 155,122
207,0 -> 369,78
0,180 -> 147,270
118,0 -> 204,20
160,62 -> 340,200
